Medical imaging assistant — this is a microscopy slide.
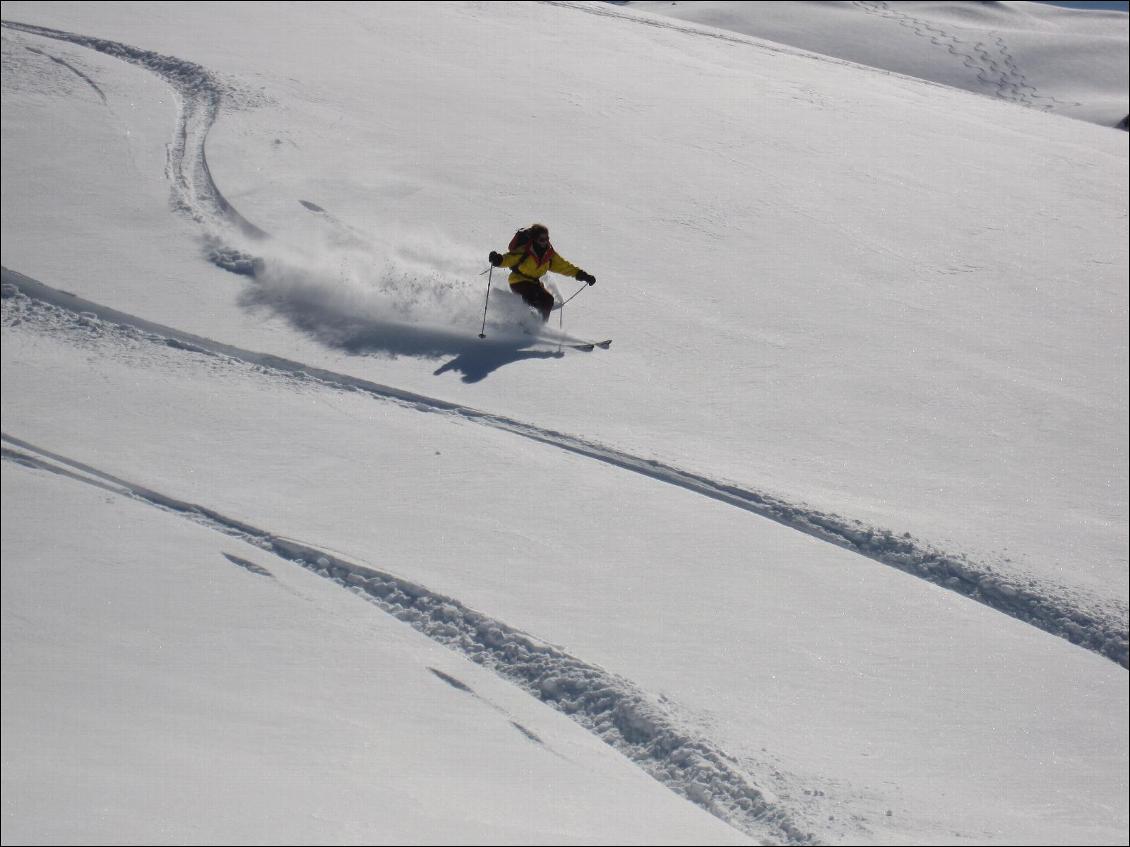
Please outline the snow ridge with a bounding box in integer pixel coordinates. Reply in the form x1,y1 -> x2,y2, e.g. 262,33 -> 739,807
0,432 -> 817,846
0,19 -> 264,240
4,269 -> 1126,669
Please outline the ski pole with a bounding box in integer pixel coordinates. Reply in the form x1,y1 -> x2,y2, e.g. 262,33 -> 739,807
560,282 -> 589,309
478,265 -> 494,339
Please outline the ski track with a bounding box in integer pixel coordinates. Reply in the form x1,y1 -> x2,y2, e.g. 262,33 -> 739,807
3,270 -> 1127,670
20,44 -> 107,104
0,19 -> 265,241
0,432 -> 816,846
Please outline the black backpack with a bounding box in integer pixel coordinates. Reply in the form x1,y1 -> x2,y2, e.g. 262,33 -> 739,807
508,228 -> 533,252
509,226 -> 552,254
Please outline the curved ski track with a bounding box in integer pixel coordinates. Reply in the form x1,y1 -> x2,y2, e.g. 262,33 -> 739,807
0,430 -> 815,846
1,19 -> 265,240
20,44 -> 107,103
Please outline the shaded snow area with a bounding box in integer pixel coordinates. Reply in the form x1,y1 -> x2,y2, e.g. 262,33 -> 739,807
2,2 -> 1127,845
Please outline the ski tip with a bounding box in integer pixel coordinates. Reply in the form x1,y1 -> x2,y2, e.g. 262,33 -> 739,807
596,340 -> 612,349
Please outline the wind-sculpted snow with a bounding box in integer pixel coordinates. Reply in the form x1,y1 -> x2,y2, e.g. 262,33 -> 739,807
4,268 -> 1126,669
0,431 -> 816,846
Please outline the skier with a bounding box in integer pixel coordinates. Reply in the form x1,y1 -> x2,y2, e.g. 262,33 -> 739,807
488,224 -> 596,322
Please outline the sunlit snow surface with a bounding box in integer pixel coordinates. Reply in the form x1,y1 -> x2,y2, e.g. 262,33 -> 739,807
2,2 -> 1127,844
630,0 -> 1129,127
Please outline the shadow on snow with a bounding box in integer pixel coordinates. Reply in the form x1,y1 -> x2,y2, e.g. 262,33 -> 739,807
237,283 -> 567,383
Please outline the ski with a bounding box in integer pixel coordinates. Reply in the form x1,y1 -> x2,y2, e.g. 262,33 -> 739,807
558,338 -> 611,352
479,329 -> 610,350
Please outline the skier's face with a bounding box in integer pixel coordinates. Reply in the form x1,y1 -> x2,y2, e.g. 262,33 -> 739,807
534,231 -> 549,248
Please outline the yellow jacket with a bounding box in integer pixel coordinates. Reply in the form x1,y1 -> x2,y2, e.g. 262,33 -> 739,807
501,246 -> 581,286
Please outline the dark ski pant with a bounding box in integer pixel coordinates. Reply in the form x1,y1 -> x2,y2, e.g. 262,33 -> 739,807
510,279 -> 554,323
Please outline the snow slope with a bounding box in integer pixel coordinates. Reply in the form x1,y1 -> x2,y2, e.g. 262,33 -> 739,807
630,0 -> 1129,128
2,2 -> 1127,844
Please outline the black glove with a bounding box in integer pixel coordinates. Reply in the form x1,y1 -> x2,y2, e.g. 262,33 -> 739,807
488,251 -> 503,267
577,271 -> 596,286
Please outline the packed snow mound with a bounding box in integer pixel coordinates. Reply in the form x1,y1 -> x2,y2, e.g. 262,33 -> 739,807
629,0 -> 1129,128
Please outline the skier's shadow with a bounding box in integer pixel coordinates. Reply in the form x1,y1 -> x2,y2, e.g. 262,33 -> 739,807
329,321 -> 564,383
238,285 -> 562,382
434,343 -> 563,383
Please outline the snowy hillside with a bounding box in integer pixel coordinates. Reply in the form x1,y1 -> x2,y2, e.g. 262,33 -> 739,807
2,2 -> 1127,845
630,0 -> 1129,128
